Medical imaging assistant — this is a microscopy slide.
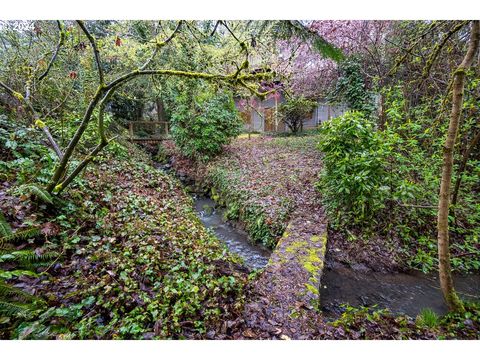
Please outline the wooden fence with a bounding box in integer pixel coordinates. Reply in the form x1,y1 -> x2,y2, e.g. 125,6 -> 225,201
128,121 -> 169,143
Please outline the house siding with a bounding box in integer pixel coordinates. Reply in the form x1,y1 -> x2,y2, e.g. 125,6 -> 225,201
236,96 -> 348,133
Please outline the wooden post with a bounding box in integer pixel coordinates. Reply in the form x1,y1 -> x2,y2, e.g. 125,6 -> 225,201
129,122 -> 133,140
274,96 -> 278,132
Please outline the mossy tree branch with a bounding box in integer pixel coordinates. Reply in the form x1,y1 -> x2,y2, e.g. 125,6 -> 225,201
38,21 -> 65,82
422,21 -> 469,79
139,21 -> 183,71
46,84 -> 106,192
388,21 -> 442,77
46,21 -> 272,194
437,20 -> 479,312
55,86 -> 119,193
76,20 -> 105,85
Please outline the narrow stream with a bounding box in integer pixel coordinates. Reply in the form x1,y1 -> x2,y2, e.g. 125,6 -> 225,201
193,196 -> 272,269
320,263 -> 480,317
192,194 -> 480,317
153,156 -> 480,318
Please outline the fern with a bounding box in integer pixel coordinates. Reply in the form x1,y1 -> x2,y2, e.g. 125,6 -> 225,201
0,250 -> 58,264
0,300 -> 34,317
0,269 -> 39,279
0,280 -> 35,302
0,212 -> 12,237
0,215 -> 48,321
14,184 -> 53,204
312,37 -> 344,62
0,278 -> 39,317
0,250 -> 59,267
0,227 -> 40,247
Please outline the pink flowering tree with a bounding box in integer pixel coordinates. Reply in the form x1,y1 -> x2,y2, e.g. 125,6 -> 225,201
275,21 -> 393,98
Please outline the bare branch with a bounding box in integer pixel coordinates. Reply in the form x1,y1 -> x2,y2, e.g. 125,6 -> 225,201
76,20 -> 104,85
221,21 -> 242,45
422,21 -> 469,79
388,21 -> 443,77
139,20 -> 183,71
210,21 -> 221,37
44,81 -> 75,118
38,21 -> 65,82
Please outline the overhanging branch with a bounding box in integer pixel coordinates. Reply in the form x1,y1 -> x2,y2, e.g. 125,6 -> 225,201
76,20 -> 104,85
139,20 -> 183,71
38,21 -> 65,82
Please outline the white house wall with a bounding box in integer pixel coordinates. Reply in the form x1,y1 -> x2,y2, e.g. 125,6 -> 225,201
237,96 -> 348,133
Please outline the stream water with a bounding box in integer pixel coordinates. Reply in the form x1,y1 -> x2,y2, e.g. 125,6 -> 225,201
194,196 -> 272,269
192,194 -> 480,317
320,264 -> 480,317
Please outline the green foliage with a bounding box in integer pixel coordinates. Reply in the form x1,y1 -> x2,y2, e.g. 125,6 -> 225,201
327,302 -> 480,339
13,184 -> 53,205
438,301 -> 480,339
209,168 -> 279,248
317,86 -> 479,273
0,212 -> 12,238
7,157 -> 247,339
317,111 -> 390,226
153,144 -> 168,163
0,216 -> 50,322
110,92 -> 145,123
278,96 -> 317,134
170,88 -> 242,161
329,58 -> 375,116
328,305 -> 426,339
382,85 -> 479,273
416,308 -> 439,328
0,115 -> 57,186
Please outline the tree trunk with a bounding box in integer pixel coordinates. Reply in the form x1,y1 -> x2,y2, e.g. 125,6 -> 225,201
451,130 -> 480,207
378,93 -> 386,130
156,97 -> 166,122
437,20 -> 479,312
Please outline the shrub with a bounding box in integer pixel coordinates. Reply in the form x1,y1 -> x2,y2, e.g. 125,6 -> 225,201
0,115 -> 57,185
317,111 -> 390,226
329,58 -> 376,116
170,91 -> 242,161
278,96 -> 317,134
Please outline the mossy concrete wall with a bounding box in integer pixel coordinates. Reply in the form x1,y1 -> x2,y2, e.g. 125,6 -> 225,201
241,206 -> 328,338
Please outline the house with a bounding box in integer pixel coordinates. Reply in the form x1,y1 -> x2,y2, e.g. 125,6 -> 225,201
235,93 -> 348,133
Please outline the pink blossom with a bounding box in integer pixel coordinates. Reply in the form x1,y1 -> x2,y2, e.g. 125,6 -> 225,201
275,21 -> 393,97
